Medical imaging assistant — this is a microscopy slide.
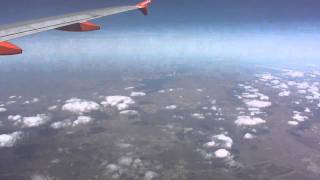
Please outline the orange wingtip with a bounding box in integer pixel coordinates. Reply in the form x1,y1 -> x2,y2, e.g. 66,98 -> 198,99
136,0 -> 152,8
0,41 -> 22,55
136,0 -> 152,15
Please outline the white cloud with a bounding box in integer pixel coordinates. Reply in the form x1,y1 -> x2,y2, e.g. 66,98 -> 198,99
119,110 -> 139,116
242,93 -> 259,99
235,116 -> 266,126
294,101 -> 301,105
22,114 -> 50,127
52,116 -> 94,129
203,141 -> 216,148
116,142 -> 132,149
8,114 -> 48,128
118,156 -> 133,166
307,85 -> 320,100
0,131 -> 22,147
50,119 -> 72,129
305,108 -> 311,113
48,105 -> 58,111
212,134 -> 233,149
247,88 -> 259,93
6,101 -> 16,105
288,121 -> 299,126
214,149 -> 231,159
211,105 -> 217,111
271,80 -> 280,85
243,133 -> 255,139
197,89 -> 204,92
259,73 -> 278,82
296,82 -> 309,89
279,91 -> 291,97
202,106 -> 209,110
298,90 -> 307,94
259,94 -> 269,101
130,92 -> 146,97
249,111 -> 263,116
165,105 -> 177,110
279,83 -> 289,89
236,107 -> 245,111
0,107 -> 7,113
62,98 -> 100,114
105,164 -> 121,174
312,71 -> 320,76
191,113 -> 205,120
101,96 -> 135,111
23,101 -> 30,104
72,116 -> 93,126
32,98 -> 40,103
31,174 -> 56,180
292,111 -> 308,122
143,171 -> 159,180
124,87 -> 134,90
203,134 -> 234,152
248,107 -> 260,112
8,115 -> 22,122
283,70 -> 304,77
287,81 -> 296,86
245,100 -> 272,108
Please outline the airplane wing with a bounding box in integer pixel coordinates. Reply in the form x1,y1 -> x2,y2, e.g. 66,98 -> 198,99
0,0 -> 152,55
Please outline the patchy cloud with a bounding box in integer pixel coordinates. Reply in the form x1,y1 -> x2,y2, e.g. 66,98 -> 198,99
191,113 -> 205,120
292,111 -> 308,122
165,105 -> 177,110
245,100 -> 272,108
259,73 -> 279,82
124,87 -> 135,90
279,91 -> 291,97
235,116 -> 266,126
119,110 -> 139,116
50,119 -> 72,129
212,134 -> 233,149
282,70 -> 304,77
0,131 -> 23,147
22,114 -> 50,128
9,114 -> 49,127
0,107 -> 7,113
214,148 -> 231,159
288,121 -> 299,126
101,96 -> 135,111
32,98 -> 40,103
8,115 -> 22,123
62,98 -> 100,114
143,171 -> 159,180
243,133 -> 255,139
48,105 -> 58,111
118,156 -> 133,166
130,92 -> 146,97
72,116 -> 94,126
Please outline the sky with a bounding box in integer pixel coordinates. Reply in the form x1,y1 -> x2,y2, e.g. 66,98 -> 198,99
1,0 -> 320,27
1,0 -> 320,64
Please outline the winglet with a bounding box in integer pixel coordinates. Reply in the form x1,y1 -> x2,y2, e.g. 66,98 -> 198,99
136,0 -> 152,16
